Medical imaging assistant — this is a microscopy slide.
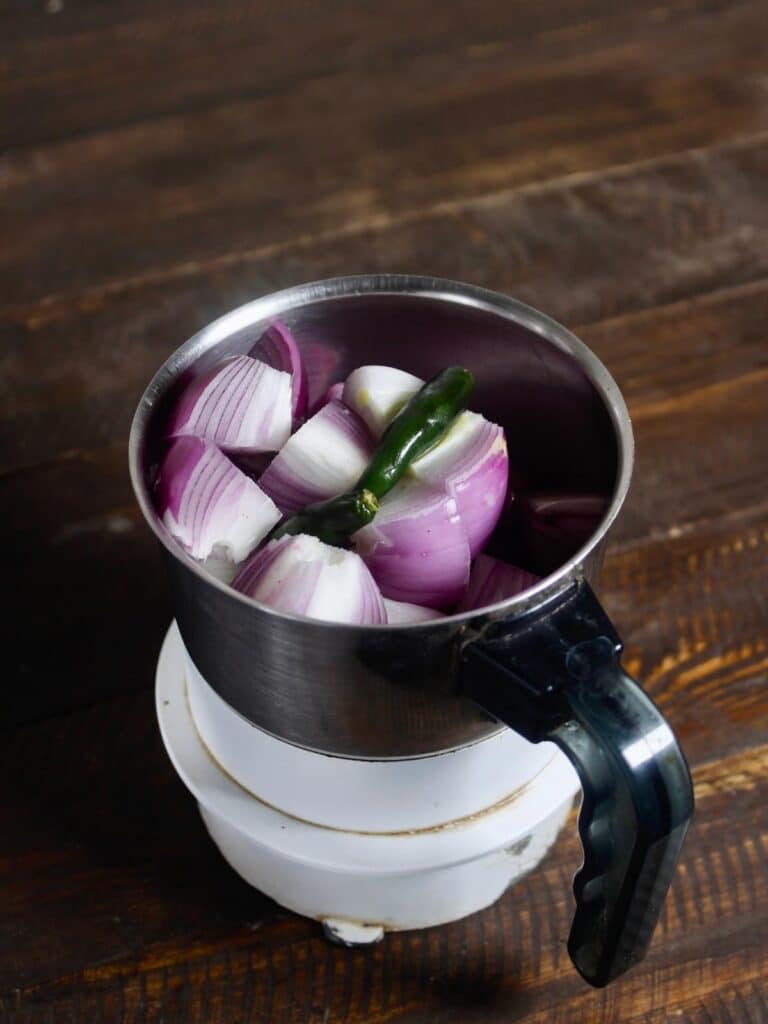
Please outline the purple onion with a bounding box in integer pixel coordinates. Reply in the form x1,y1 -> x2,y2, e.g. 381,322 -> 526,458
167,355 -> 292,453
156,437 -> 280,564
248,320 -> 308,424
343,365 -> 423,437
303,341 -> 343,411
258,400 -> 374,516
455,555 -> 540,612
354,479 -> 471,610
233,534 -> 386,624
410,411 -> 508,557
308,381 -> 345,416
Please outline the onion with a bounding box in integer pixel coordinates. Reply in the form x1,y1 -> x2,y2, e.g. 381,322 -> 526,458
409,411 -> 508,557
201,551 -> 241,585
455,554 -> 540,612
496,486 -> 609,574
353,478 -> 471,609
167,355 -> 292,453
248,320 -> 308,424
383,598 -> 444,624
156,437 -> 280,564
233,534 -> 386,624
519,492 -> 608,551
308,381 -> 345,416
258,400 -> 373,516
303,341 -> 342,411
343,365 -> 423,438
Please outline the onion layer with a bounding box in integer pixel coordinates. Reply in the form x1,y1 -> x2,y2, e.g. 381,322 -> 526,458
308,380 -> 345,416
343,365 -> 423,437
455,554 -> 540,612
258,400 -> 373,516
354,478 -> 470,609
383,598 -> 444,624
167,355 -> 292,453
249,320 -> 308,424
233,534 -> 386,624
156,437 -> 280,563
409,411 -> 508,557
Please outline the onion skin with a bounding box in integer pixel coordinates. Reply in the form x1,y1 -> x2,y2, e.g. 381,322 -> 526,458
249,320 -> 308,424
166,355 -> 292,453
353,478 -> 471,610
258,400 -> 373,516
233,534 -> 386,624
156,437 -> 280,564
455,554 -> 540,613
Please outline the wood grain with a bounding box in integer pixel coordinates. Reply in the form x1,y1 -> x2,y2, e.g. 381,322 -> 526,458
3,0 -> 768,1020
4,132 -> 768,472
2,0 -> 768,308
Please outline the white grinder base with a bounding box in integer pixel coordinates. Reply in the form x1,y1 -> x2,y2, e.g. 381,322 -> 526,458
156,624 -> 579,943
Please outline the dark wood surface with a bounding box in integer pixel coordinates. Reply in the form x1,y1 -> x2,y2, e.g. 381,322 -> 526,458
3,1 -> 767,1020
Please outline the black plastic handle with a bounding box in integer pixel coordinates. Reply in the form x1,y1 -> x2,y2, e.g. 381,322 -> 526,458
460,580 -> 694,987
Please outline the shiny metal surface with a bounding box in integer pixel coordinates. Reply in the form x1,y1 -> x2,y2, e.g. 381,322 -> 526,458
130,275 -> 633,758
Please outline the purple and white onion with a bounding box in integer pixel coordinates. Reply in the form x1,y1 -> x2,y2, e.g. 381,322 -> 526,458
343,365 -> 423,438
258,400 -> 373,515
248,321 -> 308,424
309,380 -> 345,415
383,598 -> 444,624
354,478 -> 471,609
166,355 -> 292,453
302,341 -> 342,412
409,411 -> 508,557
156,437 -> 280,564
233,534 -> 386,624
455,554 -> 540,612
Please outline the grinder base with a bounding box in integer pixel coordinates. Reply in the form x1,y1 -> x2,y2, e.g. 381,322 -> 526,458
156,624 -> 579,939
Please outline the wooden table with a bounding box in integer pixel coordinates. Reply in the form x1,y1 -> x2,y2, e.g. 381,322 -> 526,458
3,2 -> 767,1020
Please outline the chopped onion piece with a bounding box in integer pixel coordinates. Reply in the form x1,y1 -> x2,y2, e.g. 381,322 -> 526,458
455,554 -> 540,612
248,320 -> 308,424
354,478 -> 471,609
303,341 -> 342,410
383,598 -> 444,624
343,365 -> 423,438
258,400 -> 373,516
309,381 -> 345,416
156,437 -> 280,564
233,534 -> 386,624
202,549 -> 241,585
167,355 -> 292,453
409,411 -> 508,557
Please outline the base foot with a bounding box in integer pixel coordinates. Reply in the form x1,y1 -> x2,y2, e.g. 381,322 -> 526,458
322,919 -> 385,947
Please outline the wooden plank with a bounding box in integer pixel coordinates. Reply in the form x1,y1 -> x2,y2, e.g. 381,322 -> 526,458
604,505 -> 768,758
2,704 -> 765,1021
3,1 -> 768,308
5,134 -> 768,473
2,0 -> 765,150
3,448 -> 170,724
